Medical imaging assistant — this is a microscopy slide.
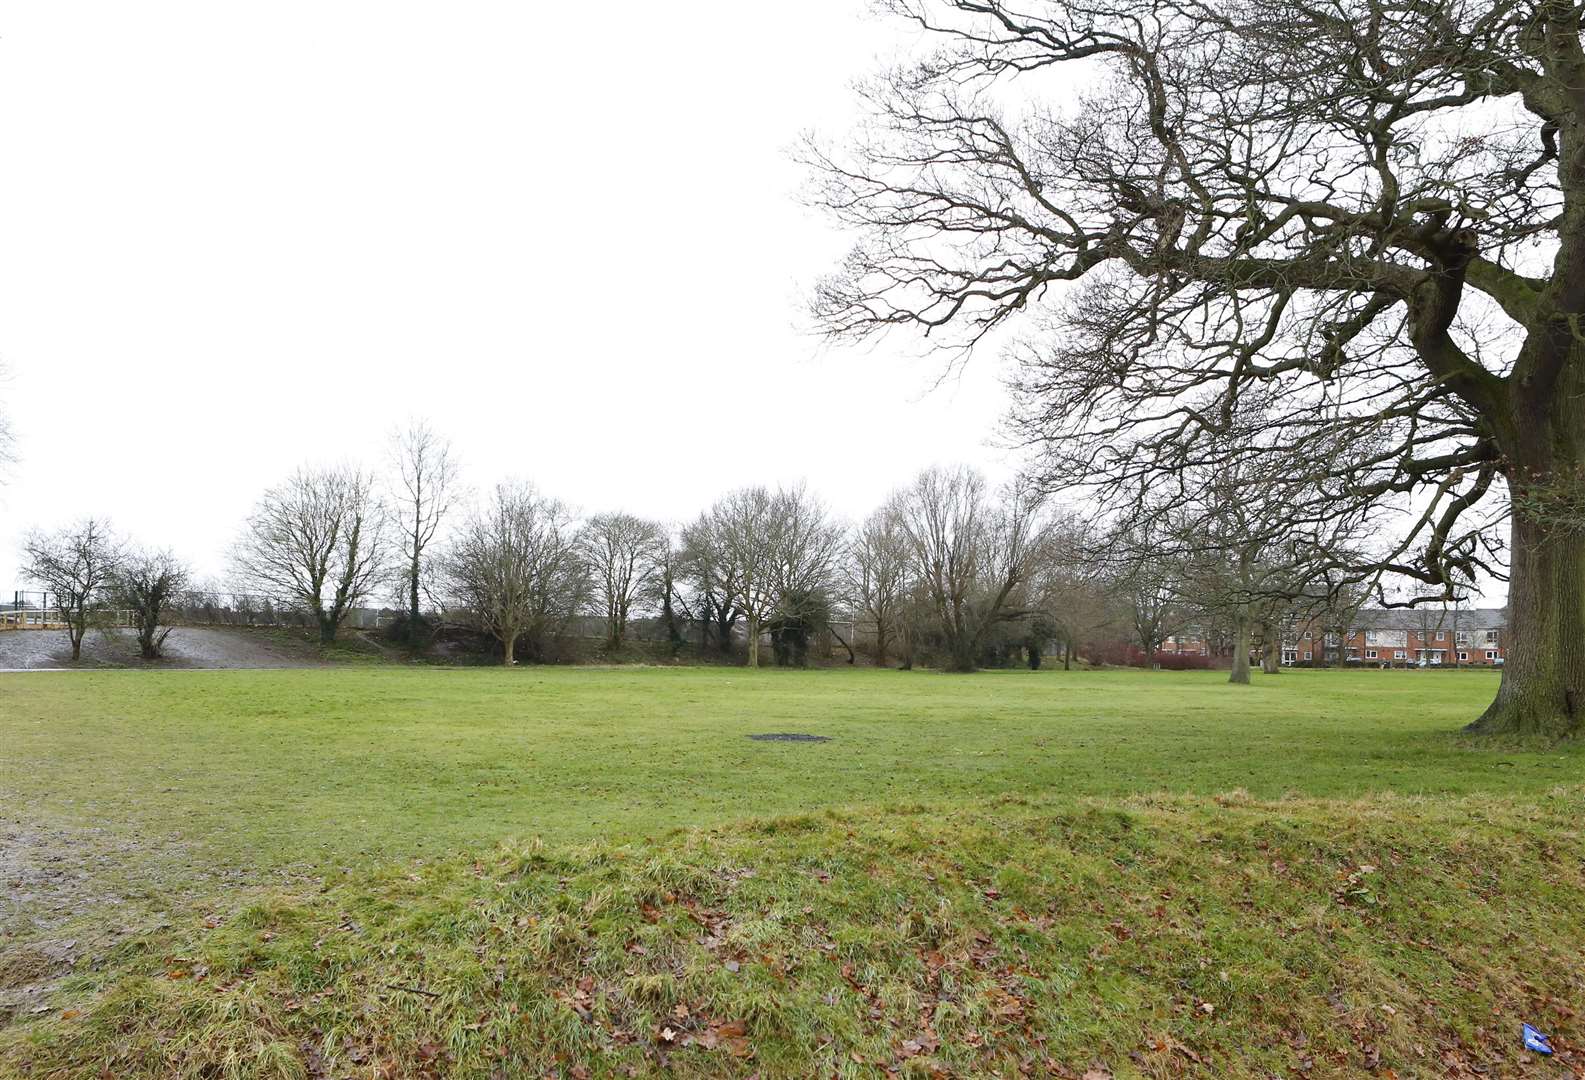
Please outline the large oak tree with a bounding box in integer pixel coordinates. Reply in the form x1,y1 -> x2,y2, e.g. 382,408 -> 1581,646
810,0 -> 1585,736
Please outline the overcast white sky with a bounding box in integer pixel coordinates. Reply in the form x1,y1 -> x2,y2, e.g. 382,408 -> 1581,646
0,1 -> 1021,584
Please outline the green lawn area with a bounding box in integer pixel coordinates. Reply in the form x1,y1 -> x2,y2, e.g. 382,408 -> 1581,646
4,666 -> 1584,1078
0,665 -> 1561,868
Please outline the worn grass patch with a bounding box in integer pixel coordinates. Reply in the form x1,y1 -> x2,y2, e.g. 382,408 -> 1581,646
5,790 -> 1583,1079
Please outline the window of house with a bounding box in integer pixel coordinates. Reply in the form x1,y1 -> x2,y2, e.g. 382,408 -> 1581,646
1365,649 -> 1377,659
1393,650 -> 1405,659
1486,650 -> 1497,661
1282,650 -> 1297,664
1434,631 -> 1446,642
1485,630 -> 1499,644
1458,651 -> 1469,661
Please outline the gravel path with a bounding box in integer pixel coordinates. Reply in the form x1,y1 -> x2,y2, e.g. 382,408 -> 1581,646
0,627 -> 333,669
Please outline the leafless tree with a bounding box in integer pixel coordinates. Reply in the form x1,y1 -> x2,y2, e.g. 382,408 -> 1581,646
580,512 -> 667,650
1031,514 -> 1114,669
703,486 -> 782,667
765,484 -> 847,666
444,482 -> 587,664
388,420 -> 461,632
890,465 -> 1051,672
810,0 -> 1585,735
679,513 -> 746,657
848,505 -> 912,666
652,529 -> 691,655
1102,525 -> 1195,668
112,547 -> 192,659
232,465 -> 388,643
22,518 -> 121,661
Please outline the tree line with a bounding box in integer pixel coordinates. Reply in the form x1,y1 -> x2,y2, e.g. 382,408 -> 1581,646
23,421 -> 1385,673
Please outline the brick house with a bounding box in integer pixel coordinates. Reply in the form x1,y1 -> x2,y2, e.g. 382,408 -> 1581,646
1160,631 -> 1212,657
1284,608 -> 1506,667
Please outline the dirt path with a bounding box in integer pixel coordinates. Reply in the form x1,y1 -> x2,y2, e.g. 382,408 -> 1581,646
0,627 -> 341,670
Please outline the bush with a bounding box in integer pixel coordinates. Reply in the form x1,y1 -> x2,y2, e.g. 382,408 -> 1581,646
1085,641 -> 1217,669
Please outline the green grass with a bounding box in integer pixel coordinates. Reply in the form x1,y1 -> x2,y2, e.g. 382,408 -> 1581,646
3,666 -> 1583,1077
0,666 -> 1566,869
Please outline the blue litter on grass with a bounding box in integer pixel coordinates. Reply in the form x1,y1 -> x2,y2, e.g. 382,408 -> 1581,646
1522,1023 -> 1553,1055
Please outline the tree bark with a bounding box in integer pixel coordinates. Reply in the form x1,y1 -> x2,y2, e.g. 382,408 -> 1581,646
501,629 -> 518,666
409,552 -> 421,628
1229,614 -> 1251,685
1259,622 -> 1280,674
1468,355 -> 1585,738
746,615 -> 760,667
1467,512 -> 1585,738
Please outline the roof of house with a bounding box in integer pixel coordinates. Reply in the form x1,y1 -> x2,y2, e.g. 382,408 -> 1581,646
1352,607 -> 1506,631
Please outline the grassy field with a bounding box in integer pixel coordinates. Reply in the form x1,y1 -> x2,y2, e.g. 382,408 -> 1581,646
3,666 -> 1583,1077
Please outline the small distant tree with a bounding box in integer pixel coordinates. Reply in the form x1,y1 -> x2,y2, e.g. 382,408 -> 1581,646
1101,523 -> 1194,670
444,482 -> 586,664
232,465 -> 388,643
706,487 -> 781,668
679,513 -> 745,657
1031,515 -> 1112,670
388,420 -> 461,635
580,512 -> 667,651
113,548 -> 192,659
22,518 -> 121,661
653,531 -> 690,655
891,466 -> 1051,673
848,505 -> 910,666
765,485 -> 846,667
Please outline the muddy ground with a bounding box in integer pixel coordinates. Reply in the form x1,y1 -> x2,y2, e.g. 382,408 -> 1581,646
0,626 -> 362,670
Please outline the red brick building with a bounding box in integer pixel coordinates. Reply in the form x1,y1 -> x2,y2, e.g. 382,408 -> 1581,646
1286,608 -> 1506,667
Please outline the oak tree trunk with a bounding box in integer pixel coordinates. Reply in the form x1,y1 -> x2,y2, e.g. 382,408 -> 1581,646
1469,355 -> 1585,739
1259,623 -> 1279,675
1229,615 -> 1251,685
1467,512 -> 1585,738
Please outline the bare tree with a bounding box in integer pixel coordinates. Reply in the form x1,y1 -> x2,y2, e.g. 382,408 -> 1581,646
444,482 -> 586,664
653,529 -> 691,655
848,505 -> 911,666
765,484 -> 846,667
22,518 -> 121,661
679,512 -> 746,657
704,487 -> 781,667
580,512 -> 667,650
810,0 -> 1585,735
388,420 -> 461,633
232,465 -> 388,643
113,548 -> 192,659
1031,514 -> 1113,669
1103,526 -> 1194,669
890,466 -> 1051,672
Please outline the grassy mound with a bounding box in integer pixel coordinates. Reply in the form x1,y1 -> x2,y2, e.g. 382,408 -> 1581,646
5,790 -> 1583,1079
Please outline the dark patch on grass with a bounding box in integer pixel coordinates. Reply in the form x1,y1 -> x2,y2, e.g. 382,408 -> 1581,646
746,733 -> 832,742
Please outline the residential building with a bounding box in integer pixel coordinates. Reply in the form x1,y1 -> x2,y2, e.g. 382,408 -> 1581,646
1284,608 -> 1506,667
